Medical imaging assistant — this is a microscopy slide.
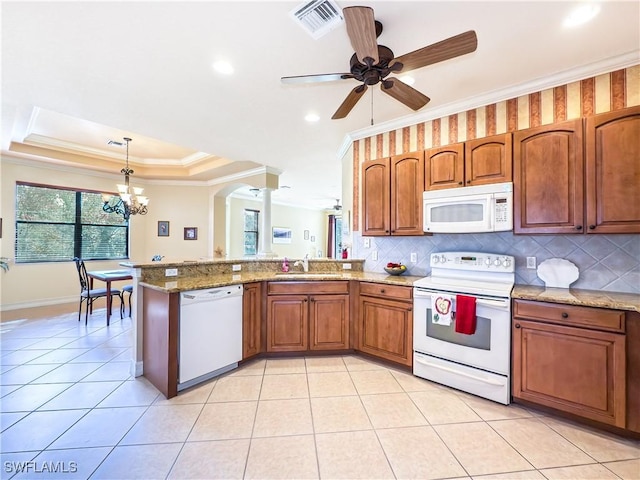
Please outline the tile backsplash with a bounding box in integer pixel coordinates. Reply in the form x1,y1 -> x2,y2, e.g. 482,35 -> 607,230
351,232 -> 639,294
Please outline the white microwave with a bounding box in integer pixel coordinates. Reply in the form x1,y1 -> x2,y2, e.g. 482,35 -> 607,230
423,182 -> 513,233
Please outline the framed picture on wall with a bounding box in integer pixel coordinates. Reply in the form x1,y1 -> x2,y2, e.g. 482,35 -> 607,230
272,227 -> 292,244
157,221 -> 170,237
184,227 -> 198,240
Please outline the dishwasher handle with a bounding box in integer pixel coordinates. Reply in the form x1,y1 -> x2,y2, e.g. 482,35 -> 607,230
181,285 -> 243,305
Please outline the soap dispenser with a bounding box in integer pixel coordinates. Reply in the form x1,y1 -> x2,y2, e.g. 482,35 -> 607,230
282,257 -> 289,273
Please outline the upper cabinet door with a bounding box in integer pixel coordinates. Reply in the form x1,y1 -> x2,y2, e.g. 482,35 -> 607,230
362,158 -> 391,236
585,106 -> 640,234
390,152 -> 424,235
424,143 -> 464,190
513,119 -> 584,234
465,133 -> 513,186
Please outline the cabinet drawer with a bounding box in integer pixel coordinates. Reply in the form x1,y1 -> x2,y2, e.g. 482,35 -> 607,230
513,300 -> 624,333
359,282 -> 412,301
267,281 -> 349,295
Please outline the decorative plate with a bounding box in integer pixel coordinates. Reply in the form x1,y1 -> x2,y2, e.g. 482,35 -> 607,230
537,258 -> 579,288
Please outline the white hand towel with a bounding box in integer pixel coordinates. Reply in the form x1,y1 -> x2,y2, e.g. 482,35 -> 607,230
431,293 -> 453,326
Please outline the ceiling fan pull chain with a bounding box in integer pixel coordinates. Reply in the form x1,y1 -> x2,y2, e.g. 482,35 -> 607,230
370,87 -> 374,125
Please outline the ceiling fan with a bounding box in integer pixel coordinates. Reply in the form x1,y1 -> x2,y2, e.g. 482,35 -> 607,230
281,6 -> 477,119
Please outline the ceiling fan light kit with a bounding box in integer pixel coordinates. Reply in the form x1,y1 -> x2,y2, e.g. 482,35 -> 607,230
282,5 -> 478,120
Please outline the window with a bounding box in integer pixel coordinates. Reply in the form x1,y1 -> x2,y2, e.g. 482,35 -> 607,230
243,209 -> 259,255
15,182 -> 129,263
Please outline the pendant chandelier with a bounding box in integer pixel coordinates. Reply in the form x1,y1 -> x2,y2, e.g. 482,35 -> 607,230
102,137 -> 149,220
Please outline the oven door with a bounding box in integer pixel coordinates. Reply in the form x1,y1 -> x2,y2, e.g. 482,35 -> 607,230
413,287 -> 511,375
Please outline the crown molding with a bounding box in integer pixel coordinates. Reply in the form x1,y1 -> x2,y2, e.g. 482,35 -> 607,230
206,165 -> 283,186
336,51 -> 640,160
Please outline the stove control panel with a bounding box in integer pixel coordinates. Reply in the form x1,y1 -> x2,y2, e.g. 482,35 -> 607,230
430,252 -> 515,272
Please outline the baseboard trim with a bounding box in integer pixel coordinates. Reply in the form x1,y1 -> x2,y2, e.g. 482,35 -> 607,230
0,296 -> 78,312
133,360 -> 143,377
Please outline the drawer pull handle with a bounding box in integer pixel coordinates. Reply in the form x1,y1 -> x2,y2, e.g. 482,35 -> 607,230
562,312 -> 568,318
515,323 -> 521,329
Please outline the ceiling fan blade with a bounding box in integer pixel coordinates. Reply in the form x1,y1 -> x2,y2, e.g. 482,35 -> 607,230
343,6 -> 379,66
381,80 -> 430,111
332,84 -> 368,119
281,73 -> 352,84
393,30 -> 478,73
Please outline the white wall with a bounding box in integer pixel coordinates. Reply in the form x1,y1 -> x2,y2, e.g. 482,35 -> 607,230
139,183 -> 212,261
227,196 -> 328,259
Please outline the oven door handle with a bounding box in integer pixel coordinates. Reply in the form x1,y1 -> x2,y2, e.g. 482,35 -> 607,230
415,357 -> 504,386
475,298 -> 510,309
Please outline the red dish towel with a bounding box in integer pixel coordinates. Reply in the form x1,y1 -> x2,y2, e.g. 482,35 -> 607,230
455,295 -> 477,335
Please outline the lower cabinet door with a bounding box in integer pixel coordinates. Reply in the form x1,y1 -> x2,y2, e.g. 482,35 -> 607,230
359,296 -> 413,366
309,294 -> 349,350
242,282 -> 262,359
266,295 -> 308,352
512,319 -> 626,427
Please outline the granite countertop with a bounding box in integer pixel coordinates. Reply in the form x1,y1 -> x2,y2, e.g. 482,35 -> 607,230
512,285 -> 640,313
139,271 -> 421,293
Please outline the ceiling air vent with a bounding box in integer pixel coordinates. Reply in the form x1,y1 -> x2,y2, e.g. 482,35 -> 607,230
290,0 -> 344,39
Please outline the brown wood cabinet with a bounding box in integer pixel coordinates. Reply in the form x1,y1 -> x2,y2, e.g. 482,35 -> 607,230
242,282 -> 262,359
513,119 -> 584,234
425,135 -> 512,190
512,300 -> 626,428
424,143 -> 464,190
267,295 -> 309,352
514,107 -> 640,235
266,281 -> 349,353
309,294 -> 350,350
465,134 -> 513,186
585,106 -> 640,234
362,152 -> 424,236
358,283 -> 413,367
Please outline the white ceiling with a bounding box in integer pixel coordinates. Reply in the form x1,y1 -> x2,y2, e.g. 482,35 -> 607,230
2,1 -> 639,210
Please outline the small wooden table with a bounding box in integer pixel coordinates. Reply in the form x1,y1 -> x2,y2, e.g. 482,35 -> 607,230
87,269 -> 133,323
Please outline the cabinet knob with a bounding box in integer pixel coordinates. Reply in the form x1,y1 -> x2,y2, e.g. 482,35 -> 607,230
562,312 -> 568,318
589,225 -> 596,230
515,323 -> 521,329
304,298 -> 308,302
458,181 -> 463,185
380,289 -> 386,294
575,225 -> 583,230
466,180 -> 471,184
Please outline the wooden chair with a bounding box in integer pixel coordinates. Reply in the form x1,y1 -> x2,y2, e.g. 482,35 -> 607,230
73,258 -> 123,325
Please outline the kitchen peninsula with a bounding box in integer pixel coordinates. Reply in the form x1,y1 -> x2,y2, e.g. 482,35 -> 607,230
124,257 -> 419,399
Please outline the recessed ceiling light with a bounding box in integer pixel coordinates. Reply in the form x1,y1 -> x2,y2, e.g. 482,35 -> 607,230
563,3 -> 600,28
212,60 -> 234,75
398,75 -> 415,86
305,113 -> 320,122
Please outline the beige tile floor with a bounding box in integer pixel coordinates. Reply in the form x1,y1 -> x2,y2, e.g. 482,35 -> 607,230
1,308 -> 639,480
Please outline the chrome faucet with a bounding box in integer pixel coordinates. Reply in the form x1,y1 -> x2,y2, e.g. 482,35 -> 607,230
294,254 -> 309,272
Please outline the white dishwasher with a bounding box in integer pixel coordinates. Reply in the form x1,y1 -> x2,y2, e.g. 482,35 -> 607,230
178,284 -> 243,390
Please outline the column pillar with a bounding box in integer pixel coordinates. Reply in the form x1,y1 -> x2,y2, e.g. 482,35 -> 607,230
257,187 -> 276,257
